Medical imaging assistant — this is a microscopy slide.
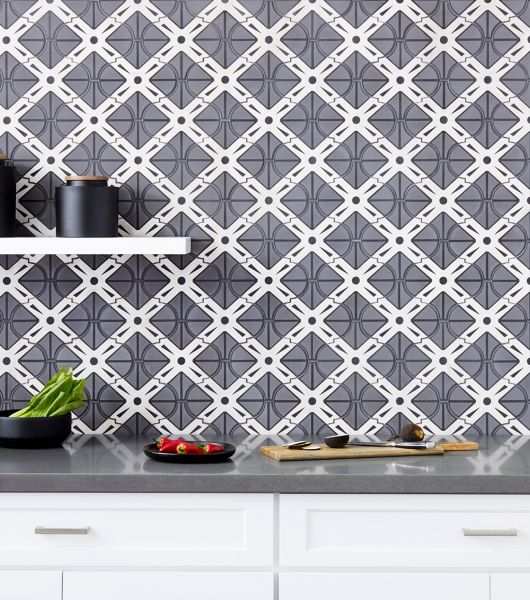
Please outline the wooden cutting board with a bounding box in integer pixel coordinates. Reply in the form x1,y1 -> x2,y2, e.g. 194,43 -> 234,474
260,440 -> 478,462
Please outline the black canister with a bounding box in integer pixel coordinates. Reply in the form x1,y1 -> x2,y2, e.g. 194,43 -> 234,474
56,176 -> 118,237
0,155 -> 17,236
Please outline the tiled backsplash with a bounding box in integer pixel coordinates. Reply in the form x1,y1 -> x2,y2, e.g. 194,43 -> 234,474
0,0 -> 529,436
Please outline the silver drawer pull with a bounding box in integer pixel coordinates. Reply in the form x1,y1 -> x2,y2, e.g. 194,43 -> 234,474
463,528 -> 517,537
35,527 -> 89,535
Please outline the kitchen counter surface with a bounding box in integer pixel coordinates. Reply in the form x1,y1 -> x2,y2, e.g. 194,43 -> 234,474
1,435 -> 530,493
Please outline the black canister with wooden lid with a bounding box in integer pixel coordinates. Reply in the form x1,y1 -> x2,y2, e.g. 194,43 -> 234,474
55,176 -> 118,237
0,155 -> 16,236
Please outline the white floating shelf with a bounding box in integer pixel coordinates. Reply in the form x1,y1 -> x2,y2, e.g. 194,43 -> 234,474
0,237 -> 191,255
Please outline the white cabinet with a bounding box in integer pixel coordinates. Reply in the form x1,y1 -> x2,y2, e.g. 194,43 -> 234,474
0,572 -> 61,599
491,574 -> 530,599
281,573 -> 490,600
64,572 -> 273,600
280,494 -> 530,569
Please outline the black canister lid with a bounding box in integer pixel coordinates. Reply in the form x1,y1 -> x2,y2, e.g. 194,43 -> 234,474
64,175 -> 110,187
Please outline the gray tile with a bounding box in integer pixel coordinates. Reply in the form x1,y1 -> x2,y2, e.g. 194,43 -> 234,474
456,333 -> 517,389
194,332 -> 256,388
20,256 -> 81,309
245,0 -> 300,27
325,0 -> 386,27
281,252 -> 344,308
0,293 -> 38,349
368,332 -> 430,389
0,53 -> 37,108
500,294 -> 530,349
0,1 -> 37,28
501,52 -> 530,108
108,13 -> 169,67
237,292 -> 300,348
281,333 -> 343,389
368,252 -> 431,309
107,256 -> 169,309
150,0 -> 213,27
20,333 -> 81,382
501,214 -> 530,268
412,0 -> 473,27
456,253 -> 518,309
238,212 -> 300,268
119,172 -> 171,229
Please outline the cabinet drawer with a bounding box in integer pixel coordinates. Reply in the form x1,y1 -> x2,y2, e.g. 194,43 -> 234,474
64,572 -> 273,600
281,573 -> 489,600
491,574 -> 530,599
0,571 -> 61,600
0,493 -> 273,567
280,495 -> 530,569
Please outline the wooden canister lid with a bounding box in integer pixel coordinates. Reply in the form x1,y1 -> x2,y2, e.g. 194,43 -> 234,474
64,175 -> 109,181
0,154 -> 7,161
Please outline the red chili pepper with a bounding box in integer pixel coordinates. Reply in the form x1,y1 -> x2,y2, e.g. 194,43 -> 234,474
156,437 -> 184,453
197,442 -> 225,454
176,441 -> 204,454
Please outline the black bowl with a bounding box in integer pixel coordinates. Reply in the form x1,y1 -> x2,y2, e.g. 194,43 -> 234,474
143,442 -> 236,463
0,410 -> 71,448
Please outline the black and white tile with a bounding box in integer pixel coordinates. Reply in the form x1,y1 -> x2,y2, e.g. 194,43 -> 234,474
0,0 -> 529,436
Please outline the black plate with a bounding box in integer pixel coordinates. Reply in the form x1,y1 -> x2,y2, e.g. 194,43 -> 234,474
143,442 -> 236,463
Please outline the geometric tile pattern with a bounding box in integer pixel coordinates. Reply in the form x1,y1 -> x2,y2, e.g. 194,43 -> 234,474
0,1 -> 529,436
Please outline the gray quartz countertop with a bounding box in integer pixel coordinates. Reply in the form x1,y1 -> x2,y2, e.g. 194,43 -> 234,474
0,435 -> 530,494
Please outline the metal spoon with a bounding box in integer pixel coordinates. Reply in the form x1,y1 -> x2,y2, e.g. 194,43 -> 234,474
324,434 -> 435,450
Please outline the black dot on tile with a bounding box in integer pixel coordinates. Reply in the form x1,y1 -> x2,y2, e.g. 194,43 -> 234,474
396,156 -> 404,164
46,316 -> 54,324
352,196 -> 360,204
47,76 -> 54,84
440,276 -> 447,284
265,196 -> 273,205
527,277 -> 530,285
440,35 -> 448,43
396,76 -> 404,84
47,157 -> 55,164
177,116 -> 185,124
221,396 -> 229,405
134,397 -> 142,406
308,236 -> 316,244
439,357 -> 447,365
483,317 -> 491,324
484,76 -> 492,84
265,276 -> 273,284
2,277 -> 10,285
90,116 -> 98,124
221,236 -> 229,244
134,76 -> 142,84
134,317 -> 142,325
483,236 -> 491,244
134,156 -> 142,164
265,35 -> 273,43
178,357 -> 185,365
178,277 -> 186,284
308,397 -> 316,405
177,36 -> 185,43
396,316 -> 404,324
265,357 -> 273,365
440,116 -> 448,124
440,196 -> 447,204
178,196 -> 185,205
90,357 -> 98,365
308,157 -> 317,164
396,236 -> 404,244
396,397 -> 404,405
483,397 -> 491,405
352,357 -> 360,365
221,75 -> 229,83
3,117 -> 10,124
265,116 -> 273,124
90,277 -> 98,285
221,316 -> 229,325
483,156 -> 491,164
309,76 -> 317,84
352,116 -> 360,124
308,317 -> 316,325
2,37 -> 9,44
352,35 -> 360,43
352,276 -> 360,284
2,357 -> 10,365
221,156 -> 229,164
90,36 -> 98,44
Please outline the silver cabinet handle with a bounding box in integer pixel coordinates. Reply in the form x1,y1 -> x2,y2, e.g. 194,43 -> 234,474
35,526 -> 89,535
463,528 -> 517,537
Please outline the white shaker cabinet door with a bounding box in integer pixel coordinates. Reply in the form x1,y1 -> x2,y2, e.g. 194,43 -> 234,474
492,574 -> 530,599
64,572 -> 273,600
0,571 -> 61,599
281,573 -> 489,600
